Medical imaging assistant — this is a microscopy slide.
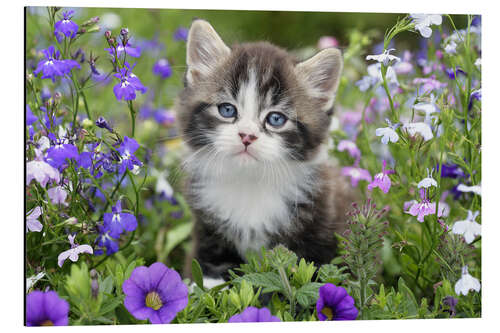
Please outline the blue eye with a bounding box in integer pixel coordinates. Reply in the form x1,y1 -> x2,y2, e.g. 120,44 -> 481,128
218,103 -> 237,118
266,112 -> 287,127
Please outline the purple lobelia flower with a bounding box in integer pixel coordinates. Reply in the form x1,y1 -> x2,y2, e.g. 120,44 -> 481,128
26,290 -> 69,326
54,10 -> 79,42
57,234 -> 93,267
117,136 -> 142,174
412,76 -> 446,94
173,27 -> 189,41
438,163 -> 466,178
468,89 -> 481,111
27,206 -> 43,232
103,200 -> 138,238
26,105 -> 37,138
27,150 -> 60,187
316,283 -> 358,320
122,262 -> 188,324
47,185 -> 68,206
406,188 -> 436,222
341,165 -> 372,187
228,307 -> 281,323
337,140 -> 361,160
152,58 -> 172,79
94,225 -> 119,256
367,160 -> 394,193
95,116 -> 113,132
113,62 -> 147,101
45,142 -> 79,170
106,41 -> 141,58
154,109 -> 176,125
34,46 -> 81,82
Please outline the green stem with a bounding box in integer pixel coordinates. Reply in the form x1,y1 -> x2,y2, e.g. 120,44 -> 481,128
127,101 -> 136,138
278,266 -> 295,317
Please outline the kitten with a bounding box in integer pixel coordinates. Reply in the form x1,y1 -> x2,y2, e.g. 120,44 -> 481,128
175,20 -> 356,285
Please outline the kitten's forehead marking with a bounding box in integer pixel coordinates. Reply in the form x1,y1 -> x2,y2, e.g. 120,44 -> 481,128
236,68 -> 261,134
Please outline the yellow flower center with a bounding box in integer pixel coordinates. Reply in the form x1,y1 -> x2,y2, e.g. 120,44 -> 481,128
40,320 -> 54,326
145,291 -> 163,311
321,306 -> 334,320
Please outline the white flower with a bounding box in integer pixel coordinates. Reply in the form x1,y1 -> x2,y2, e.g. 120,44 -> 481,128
403,122 -> 434,141
452,210 -> 481,244
57,234 -> 93,267
414,95 -> 439,125
367,63 -> 399,87
457,183 -> 481,196
454,265 -> 481,296
410,14 -> 443,38
26,207 -> 43,232
475,58 -> 481,69
366,48 -> 401,66
26,272 -> 45,292
444,41 -> 458,54
375,127 -> 399,144
152,169 -> 174,198
418,168 -> 438,189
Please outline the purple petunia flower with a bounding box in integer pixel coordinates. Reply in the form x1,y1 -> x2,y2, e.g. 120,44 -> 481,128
316,283 -> 358,321
26,290 -> 69,326
103,200 -> 138,238
45,142 -> 79,170
113,62 -> 147,101
122,262 -> 189,324
228,307 -> 281,323
337,140 -> 361,160
27,206 -> 43,232
368,160 -> 393,193
34,46 -> 80,82
173,27 -> 189,41
106,42 -> 141,58
54,10 -> 79,43
152,58 -> 172,79
342,165 -> 372,187
406,188 -> 436,222
117,136 -> 142,174
57,234 -> 93,267
94,225 -> 119,256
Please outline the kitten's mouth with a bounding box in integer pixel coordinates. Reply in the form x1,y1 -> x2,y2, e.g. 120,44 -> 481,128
235,149 -> 259,161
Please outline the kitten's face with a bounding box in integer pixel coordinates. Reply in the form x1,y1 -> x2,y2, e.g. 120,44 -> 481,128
176,20 -> 343,172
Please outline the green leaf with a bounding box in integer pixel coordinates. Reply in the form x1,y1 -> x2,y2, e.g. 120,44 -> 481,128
162,222 -> 193,259
397,277 -> 418,315
191,258 -> 204,291
236,272 -> 283,293
98,296 -> 125,316
296,282 -> 322,308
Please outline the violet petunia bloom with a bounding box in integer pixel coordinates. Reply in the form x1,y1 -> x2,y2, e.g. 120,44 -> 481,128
152,58 -> 172,79
337,140 -> 361,159
229,307 -> 281,323
34,46 -> 80,82
54,10 -> 79,42
368,160 -> 393,194
122,262 -> 189,324
452,210 -> 481,244
113,62 -> 147,101
47,186 -> 68,206
406,188 -> 435,222
26,290 -> 69,326
342,166 -> 372,187
173,27 -> 189,41
316,283 -> 358,321
57,234 -> 93,267
117,136 -> 142,174
103,200 -> 138,238
27,206 -> 43,232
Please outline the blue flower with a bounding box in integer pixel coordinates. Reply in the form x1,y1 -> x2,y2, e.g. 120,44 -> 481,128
117,136 -> 142,174
34,46 -> 80,82
103,200 -> 138,238
173,27 -> 188,41
113,62 -> 147,101
94,226 -> 119,256
468,89 -> 481,110
152,59 -> 172,79
228,307 -> 280,323
54,10 -> 79,43
46,142 -> 79,170
26,105 -> 37,139
106,42 -> 141,58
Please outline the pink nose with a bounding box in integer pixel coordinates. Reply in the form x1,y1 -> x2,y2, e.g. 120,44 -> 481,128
239,132 -> 258,146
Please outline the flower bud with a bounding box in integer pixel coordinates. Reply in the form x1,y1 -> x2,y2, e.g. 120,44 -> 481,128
104,30 -> 112,39
82,118 -> 94,129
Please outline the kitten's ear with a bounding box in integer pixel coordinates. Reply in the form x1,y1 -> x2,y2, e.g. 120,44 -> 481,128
186,20 -> 230,85
295,48 -> 343,111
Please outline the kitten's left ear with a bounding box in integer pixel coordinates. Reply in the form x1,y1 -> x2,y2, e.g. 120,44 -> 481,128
295,48 -> 343,111
186,20 -> 231,85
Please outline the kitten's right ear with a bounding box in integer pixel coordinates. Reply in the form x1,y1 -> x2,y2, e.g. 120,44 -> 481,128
186,20 -> 230,85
